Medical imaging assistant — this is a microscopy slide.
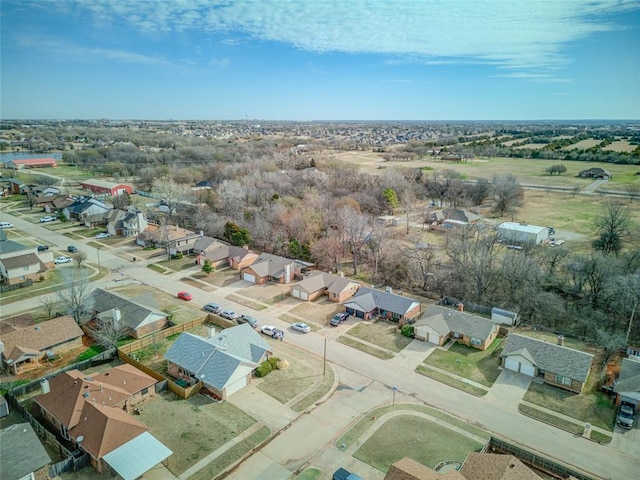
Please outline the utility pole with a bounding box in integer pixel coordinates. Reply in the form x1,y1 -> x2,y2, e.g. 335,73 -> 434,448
323,338 -> 327,376
625,304 -> 637,345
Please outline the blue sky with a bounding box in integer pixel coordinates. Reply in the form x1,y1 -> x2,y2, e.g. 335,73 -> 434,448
1,0 -> 639,120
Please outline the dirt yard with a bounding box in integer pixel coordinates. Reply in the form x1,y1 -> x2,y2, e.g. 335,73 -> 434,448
287,298 -> 344,326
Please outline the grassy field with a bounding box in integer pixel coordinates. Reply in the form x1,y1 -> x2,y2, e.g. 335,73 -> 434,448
295,468 -> 323,480
415,365 -> 488,396
337,336 -> 394,359
522,382 -> 615,431
346,321 -> 413,353
353,415 -> 484,472
423,338 -> 504,387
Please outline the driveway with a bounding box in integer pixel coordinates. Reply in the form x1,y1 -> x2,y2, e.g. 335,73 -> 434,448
484,368 -> 532,411
611,421 -> 640,459
390,338 -> 437,370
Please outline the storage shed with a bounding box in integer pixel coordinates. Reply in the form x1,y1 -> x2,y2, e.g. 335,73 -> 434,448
491,307 -> 519,326
497,222 -> 548,245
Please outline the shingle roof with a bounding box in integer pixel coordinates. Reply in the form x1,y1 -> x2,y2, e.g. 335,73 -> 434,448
460,453 -> 541,480
164,325 -> 271,390
295,271 -> 359,295
1,315 -> 83,363
385,456 -> 465,479
1,423 -> 51,480
1,252 -> 44,271
501,334 -> 594,382
613,357 -> 640,394
414,305 -> 498,341
92,288 -> 166,331
0,238 -> 29,254
344,287 -> 420,316
245,252 -> 308,279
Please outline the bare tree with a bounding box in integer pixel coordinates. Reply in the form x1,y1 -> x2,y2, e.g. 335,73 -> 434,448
74,250 -> 88,268
491,174 -> 524,216
86,315 -> 128,349
593,202 -> 632,255
624,183 -> 640,203
40,296 -> 59,319
57,268 -> 94,324
334,205 -> 373,275
310,237 -> 344,273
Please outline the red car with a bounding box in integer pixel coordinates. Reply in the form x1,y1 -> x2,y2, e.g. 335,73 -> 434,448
177,291 -> 192,301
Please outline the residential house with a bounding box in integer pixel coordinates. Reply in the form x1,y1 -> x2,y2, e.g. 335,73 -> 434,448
501,334 -> 594,394
1,423 -> 51,480
459,453 -> 542,480
578,167 -> 612,179
194,237 -> 258,269
80,178 -> 133,196
43,195 -> 74,214
0,315 -> 84,374
106,209 -> 148,237
0,230 -> 53,285
164,324 -> 271,399
413,305 -> 500,350
136,224 -> 201,255
497,222 -> 548,245
428,208 -> 481,227
90,288 -> 168,339
343,286 -> 421,322
385,456 -> 465,479
290,270 -> 360,302
7,178 -> 25,194
31,193 -> 68,209
612,356 -> 640,410
63,197 -> 112,223
241,252 -> 312,284
35,364 -> 171,477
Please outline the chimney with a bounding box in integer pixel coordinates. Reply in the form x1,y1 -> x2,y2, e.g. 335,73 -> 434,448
458,303 -> 464,312
112,307 -> 121,326
558,335 -> 564,346
207,326 -> 216,338
284,264 -> 291,284
100,383 -> 103,392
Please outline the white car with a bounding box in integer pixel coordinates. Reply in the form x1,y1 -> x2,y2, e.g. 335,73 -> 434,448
95,232 -> 111,239
291,322 -> 311,333
221,310 -> 238,320
54,256 -> 72,264
0,222 -> 14,229
261,325 -> 278,336
40,215 -> 56,223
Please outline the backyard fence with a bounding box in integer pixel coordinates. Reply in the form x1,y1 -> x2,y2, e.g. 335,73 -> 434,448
0,279 -> 33,293
488,436 -> 596,480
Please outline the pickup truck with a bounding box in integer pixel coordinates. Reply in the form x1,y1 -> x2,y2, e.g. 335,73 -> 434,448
616,401 -> 636,429
332,467 -> 363,480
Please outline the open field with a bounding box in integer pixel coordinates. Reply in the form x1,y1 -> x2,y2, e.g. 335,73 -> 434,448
514,143 -> 548,150
353,415 -> 484,472
603,140 -> 637,153
562,139 -> 601,150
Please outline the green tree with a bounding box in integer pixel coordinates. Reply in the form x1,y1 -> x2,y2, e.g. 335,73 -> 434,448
224,221 -> 251,246
201,259 -> 213,275
382,187 -> 399,213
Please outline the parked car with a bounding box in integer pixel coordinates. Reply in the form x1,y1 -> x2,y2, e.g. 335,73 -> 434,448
616,402 -> 636,429
95,232 -> 111,239
238,314 -> 259,328
221,310 -> 238,320
37,245 -> 49,252
177,291 -> 193,301
67,245 -> 78,253
291,322 -> 311,333
0,222 -> 14,229
330,312 -> 349,326
261,325 -> 283,338
54,256 -> 72,264
204,302 -> 222,314
332,468 -> 363,480
40,215 -> 56,223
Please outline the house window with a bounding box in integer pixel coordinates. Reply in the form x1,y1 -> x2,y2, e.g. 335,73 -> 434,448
61,424 -> 70,440
471,337 -> 482,346
141,387 -> 149,395
554,374 -> 572,386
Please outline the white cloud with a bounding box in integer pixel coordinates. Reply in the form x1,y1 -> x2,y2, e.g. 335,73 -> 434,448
64,0 -> 637,70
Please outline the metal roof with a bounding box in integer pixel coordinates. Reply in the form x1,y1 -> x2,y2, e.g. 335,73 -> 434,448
103,431 -> 172,480
498,222 -> 547,234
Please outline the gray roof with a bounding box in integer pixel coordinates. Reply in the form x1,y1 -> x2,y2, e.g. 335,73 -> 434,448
193,236 -> 221,253
613,357 -> 640,395
295,271 -> 358,295
246,252 -> 310,279
1,423 -> 51,479
0,238 -> 28,255
502,334 -> 594,382
414,305 -> 498,340
164,324 -> 271,390
1,252 -> 44,269
92,288 -> 166,331
343,287 -> 420,316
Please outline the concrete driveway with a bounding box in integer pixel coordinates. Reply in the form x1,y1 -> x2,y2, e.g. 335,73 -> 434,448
611,421 -> 640,459
484,368 -> 532,411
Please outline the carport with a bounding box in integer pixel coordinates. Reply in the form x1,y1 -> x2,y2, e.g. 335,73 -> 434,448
103,432 -> 172,480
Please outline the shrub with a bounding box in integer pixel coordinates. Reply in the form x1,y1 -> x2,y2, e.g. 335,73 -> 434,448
171,252 -> 183,260
255,357 -> 279,377
401,325 -> 414,338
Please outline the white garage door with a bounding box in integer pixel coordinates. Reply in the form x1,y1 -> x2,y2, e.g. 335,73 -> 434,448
243,273 -> 255,283
427,332 -> 441,345
292,289 -> 301,298
225,376 -> 247,397
299,291 -> 308,300
505,357 -> 520,372
520,363 -> 535,376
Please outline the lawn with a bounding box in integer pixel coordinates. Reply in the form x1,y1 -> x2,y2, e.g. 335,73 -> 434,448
522,382 -> 616,431
158,255 -> 198,272
337,336 -> 394,359
296,468 -> 323,480
353,415 -> 484,472
138,391 -> 257,475
291,364 -> 335,412
424,338 -> 504,387
346,321 -> 413,353
415,365 -> 488,396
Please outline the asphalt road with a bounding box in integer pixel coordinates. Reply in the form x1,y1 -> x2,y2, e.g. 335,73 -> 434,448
1,211 -> 639,479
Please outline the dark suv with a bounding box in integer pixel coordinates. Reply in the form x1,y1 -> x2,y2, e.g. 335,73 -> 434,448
37,245 -> 49,252
616,402 -> 636,429
238,314 -> 259,328
330,312 -> 349,326
67,245 -> 78,253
